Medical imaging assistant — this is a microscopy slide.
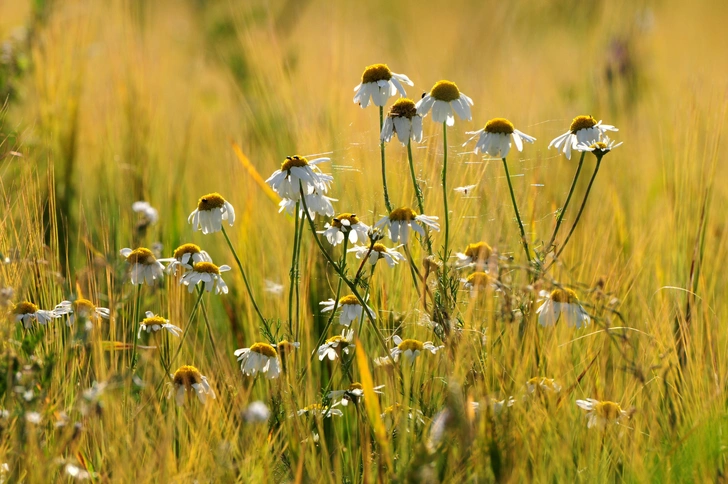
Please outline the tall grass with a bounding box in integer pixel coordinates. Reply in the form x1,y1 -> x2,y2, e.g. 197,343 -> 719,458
1,0 -> 727,481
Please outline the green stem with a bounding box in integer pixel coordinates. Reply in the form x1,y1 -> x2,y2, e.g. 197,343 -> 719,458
169,286 -> 205,368
221,226 -> 266,325
555,160 -> 602,259
130,284 -> 142,369
288,202 -> 301,337
408,140 -> 433,256
548,151 -> 585,250
441,122 -> 450,263
502,157 -> 531,262
294,215 -> 305,342
380,106 -> 393,213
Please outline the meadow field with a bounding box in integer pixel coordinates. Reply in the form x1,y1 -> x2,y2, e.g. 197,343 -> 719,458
1,0 -> 728,482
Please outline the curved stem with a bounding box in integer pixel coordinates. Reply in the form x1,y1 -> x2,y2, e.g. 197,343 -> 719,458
294,216 -> 305,342
441,122 -> 450,263
221,226 -> 266,325
380,106 -> 393,213
548,151 -> 585,250
502,157 -> 531,262
555,160 -> 602,259
168,286 -> 205,369
288,203 -> 301,337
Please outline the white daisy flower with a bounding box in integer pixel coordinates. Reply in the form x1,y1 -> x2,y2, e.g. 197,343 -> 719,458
454,242 -> 493,269
274,340 -> 301,358
234,342 -> 281,379
320,295 -> 375,327
158,243 -> 212,275
278,191 -> 337,220
296,402 -> 344,418
416,80 -> 473,126
328,382 -> 385,407
53,298 -> 110,326
491,396 -> 516,415
317,328 -> 355,361
120,247 -> 165,285
266,155 -> 332,200
180,261 -> 231,294
381,98 -> 423,145
548,115 -> 618,160
575,135 -> 623,160
526,377 -> 562,395
170,365 -> 216,406
348,243 -> 405,268
353,63 -> 413,108
464,118 -> 536,158
137,311 -> 182,338
319,213 -> 369,246
132,201 -> 158,224
461,272 -> 496,292
453,184 -> 477,196
575,399 -> 628,429
243,401 -> 271,423
187,192 -> 236,234
536,288 -> 591,328
375,207 -> 440,244
377,335 -> 443,365
12,301 -> 59,328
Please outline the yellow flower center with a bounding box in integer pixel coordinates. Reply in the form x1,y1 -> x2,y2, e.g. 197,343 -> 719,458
550,288 -> 578,303
594,401 -> 623,421
125,248 -> 157,265
528,377 -> 557,391
13,301 -> 38,315
142,315 -> 167,326
173,365 -> 202,390
332,213 -> 360,228
250,342 -> 278,358
389,98 -> 417,118
281,155 -> 309,172
388,207 -> 417,222
397,339 -> 424,352
196,193 -> 226,211
466,272 -> 491,288
372,243 -> 388,253
348,382 -> 363,391
193,262 -> 220,275
325,335 -> 349,347
591,141 -> 608,150
276,340 -> 297,355
484,118 -> 515,134
74,298 -> 96,315
339,295 -> 360,306
173,243 -> 202,260
361,63 -> 392,83
569,115 -> 597,134
464,242 -> 492,260
430,80 -> 460,102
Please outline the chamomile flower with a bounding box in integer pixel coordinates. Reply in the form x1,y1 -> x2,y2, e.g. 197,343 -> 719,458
327,382 -> 385,406
319,213 -> 369,246
278,191 -> 337,219
576,135 -> 623,161
375,207 -> 440,244
234,342 -> 281,379
465,118 -> 536,158
454,242 -> 493,269
159,243 -> 212,275
243,401 -> 271,423
416,80 -> 473,126
120,247 -> 165,285
132,201 -> 158,224
491,396 -> 516,415
377,335 -> 443,365
187,192 -> 236,234
575,399 -> 628,429
180,262 -> 231,294
462,272 -> 496,292
526,377 -> 562,395
548,115 -> 618,160
381,98 -> 423,145
170,365 -> 216,406
296,402 -> 343,418
353,63 -> 413,108
266,155 -> 332,200
317,328 -> 355,361
53,299 -> 110,326
320,295 -> 375,327
348,243 -> 405,268
12,301 -> 59,328
137,311 -> 182,338
536,288 -> 591,328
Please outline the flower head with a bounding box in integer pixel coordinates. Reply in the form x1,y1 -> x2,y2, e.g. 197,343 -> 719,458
170,365 -> 215,406
348,243 -> 405,268
548,115 -> 618,160
353,64 -> 414,108
296,402 -> 343,418
187,193 -> 236,234
455,242 -> 493,269
526,377 -> 562,395
234,342 -> 281,379
243,401 -> 271,423
159,243 -> 213,275
53,298 -> 110,326
576,399 -> 628,429
180,261 -> 231,294
462,272 -> 495,292
12,301 -> 59,328
375,207 -> 440,244
138,311 -> 182,338
320,295 -> 375,327
381,98 -> 423,145
576,135 -> 623,161
120,247 -> 165,285
376,335 -> 443,365
416,80 -> 473,126
319,213 -> 369,246
465,118 -> 536,158
536,288 -> 591,328
328,382 -> 385,406
317,328 -> 355,361
279,190 -> 336,220
266,155 -> 332,200
132,201 -> 159,225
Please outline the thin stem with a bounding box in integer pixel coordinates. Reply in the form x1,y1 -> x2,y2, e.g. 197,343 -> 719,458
548,151 -> 585,250
380,106 -> 393,213
441,122 -> 450,263
288,202 -> 301,337
408,140 -> 432,256
555,160 -> 602,259
130,284 -> 142,369
294,215 -> 305,342
221,226 -> 266,325
502,157 -> 531,262
169,286 -> 205,368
